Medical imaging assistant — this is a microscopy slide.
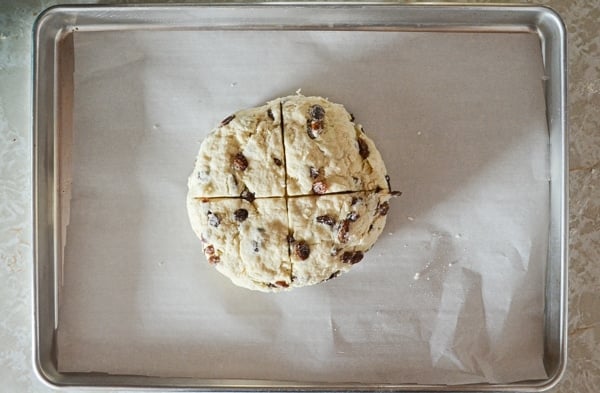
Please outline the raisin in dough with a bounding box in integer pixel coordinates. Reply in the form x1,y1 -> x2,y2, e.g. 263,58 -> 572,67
282,96 -> 388,196
187,197 -> 292,292
188,99 -> 285,198
287,192 -> 391,287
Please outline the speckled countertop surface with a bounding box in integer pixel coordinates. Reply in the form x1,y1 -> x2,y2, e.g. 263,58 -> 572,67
1,0 -> 598,392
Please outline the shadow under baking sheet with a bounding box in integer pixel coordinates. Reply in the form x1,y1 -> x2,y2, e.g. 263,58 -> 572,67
57,28 -> 550,385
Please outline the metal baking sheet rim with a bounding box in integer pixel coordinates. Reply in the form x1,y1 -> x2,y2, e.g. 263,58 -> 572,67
31,3 -> 568,392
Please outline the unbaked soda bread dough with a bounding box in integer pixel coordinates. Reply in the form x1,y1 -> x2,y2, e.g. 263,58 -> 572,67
187,94 -> 399,292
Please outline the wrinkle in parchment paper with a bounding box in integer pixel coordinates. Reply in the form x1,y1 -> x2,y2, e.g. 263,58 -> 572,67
57,29 -> 549,384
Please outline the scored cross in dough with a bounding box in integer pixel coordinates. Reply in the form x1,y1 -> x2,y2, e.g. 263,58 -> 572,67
187,94 -> 398,292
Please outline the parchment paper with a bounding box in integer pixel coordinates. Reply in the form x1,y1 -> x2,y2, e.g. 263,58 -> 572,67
57,29 -> 550,384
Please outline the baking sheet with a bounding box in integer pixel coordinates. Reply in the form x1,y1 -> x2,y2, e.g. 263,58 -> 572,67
57,29 -> 550,385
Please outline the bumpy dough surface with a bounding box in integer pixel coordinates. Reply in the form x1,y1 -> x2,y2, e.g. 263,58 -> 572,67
187,95 -> 396,292
188,100 -> 285,198
288,192 -> 391,287
187,197 -> 291,292
282,96 -> 388,196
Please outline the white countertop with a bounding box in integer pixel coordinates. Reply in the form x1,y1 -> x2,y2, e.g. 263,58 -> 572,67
1,0 -> 598,392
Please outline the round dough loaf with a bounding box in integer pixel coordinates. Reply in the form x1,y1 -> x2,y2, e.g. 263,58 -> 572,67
187,95 -> 396,292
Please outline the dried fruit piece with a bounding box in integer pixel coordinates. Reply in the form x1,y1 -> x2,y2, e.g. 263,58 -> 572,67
220,114 -> 235,126
378,201 -> 390,216
207,211 -> 220,227
267,108 -> 274,120
341,251 -> 364,264
312,180 -> 328,194
200,243 -> 219,264
233,152 -> 248,171
337,219 -> 350,243
240,188 -> 255,202
326,270 -> 341,281
275,280 -> 289,288
346,212 -> 360,222
309,166 -> 321,179
357,137 -> 370,159
316,215 -> 336,227
306,105 -> 326,139
307,120 -> 324,139
273,157 -> 283,166
310,120 -> 324,131
294,241 -> 310,260
234,208 -> 248,222
309,104 -> 326,120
